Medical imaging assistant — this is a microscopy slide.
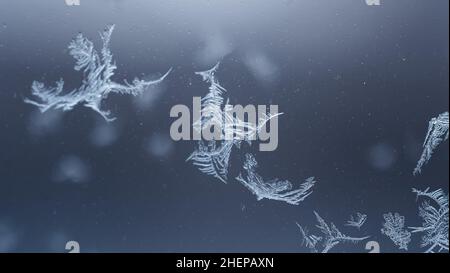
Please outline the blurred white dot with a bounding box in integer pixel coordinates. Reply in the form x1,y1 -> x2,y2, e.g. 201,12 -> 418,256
145,133 -> 175,158
89,121 -> 119,147
368,143 -> 397,171
48,231 -> 69,253
53,155 -> 90,184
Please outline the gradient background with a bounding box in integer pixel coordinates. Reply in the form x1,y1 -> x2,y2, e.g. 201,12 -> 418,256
0,0 -> 448,252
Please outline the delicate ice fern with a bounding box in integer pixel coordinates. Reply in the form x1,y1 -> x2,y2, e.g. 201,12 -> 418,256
187,62 -> 281,182
413,112 -> 449,175
381,212 -> 411,250
186,140 -> 234,183
193,62 -> 226,131
236,154 -> 316,205
24,25 -> 171,122
295,223 -> 322,252
346,213 -> 367,229
188,63 -> 233,182
297,212 -> 369,253
223,104 -> 283,143
409,188 -> 449,253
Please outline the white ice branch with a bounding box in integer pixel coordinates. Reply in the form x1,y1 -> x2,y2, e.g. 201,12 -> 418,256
24,25 -> 171,122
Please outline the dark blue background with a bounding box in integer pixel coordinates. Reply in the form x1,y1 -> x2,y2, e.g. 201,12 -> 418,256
0,0 -> 448,252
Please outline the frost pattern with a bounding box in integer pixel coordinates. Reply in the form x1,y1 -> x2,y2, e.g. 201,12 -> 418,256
381,212 -> 411,250
413,112 -> 449,175
409,188 -> 449,253
296,211 -> 370,253
236,154 -> 315,205
193,63 -> 226,133
187,62 -> 281,183
187,63 -> 235,182
187,140 -> 234,183
346,213 -> 367,229
24,25 -> 171,122
296,225 -> 321,252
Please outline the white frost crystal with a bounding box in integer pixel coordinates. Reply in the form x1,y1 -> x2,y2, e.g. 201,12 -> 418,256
381,212 -> 411,250
236,154 -> 316,205
24,25 -> 171,122
409,188 -> 449,253
414,112 -> 449,175
346,213 -> 367,229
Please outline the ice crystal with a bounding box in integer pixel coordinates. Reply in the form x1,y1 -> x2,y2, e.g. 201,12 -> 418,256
192,62 -> 281,140
193,62 -> 226,132
346,213 -> 367,229
187,140 -> 234,183
413,112 -> 449,175
295,224 -> 321,252
409,188 -> 449,253
187,62 -> 281,182
297,212 -> 370,253
381,212 -> 411,250
236,154 -> 315,205
24,25 -> 171,122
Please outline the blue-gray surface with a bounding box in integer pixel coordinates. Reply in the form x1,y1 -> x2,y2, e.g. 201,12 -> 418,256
0,0 -> 448,253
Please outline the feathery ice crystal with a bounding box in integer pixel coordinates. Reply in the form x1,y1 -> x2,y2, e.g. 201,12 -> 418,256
236,153 -> 316,205
381,212 -> 411,250
414,112 -> 449,175
24,25 -> 171,122
187,62 -> 281,183
297,211 -> 370,253
346,213 -> 367,229
409,188 -> 449,253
